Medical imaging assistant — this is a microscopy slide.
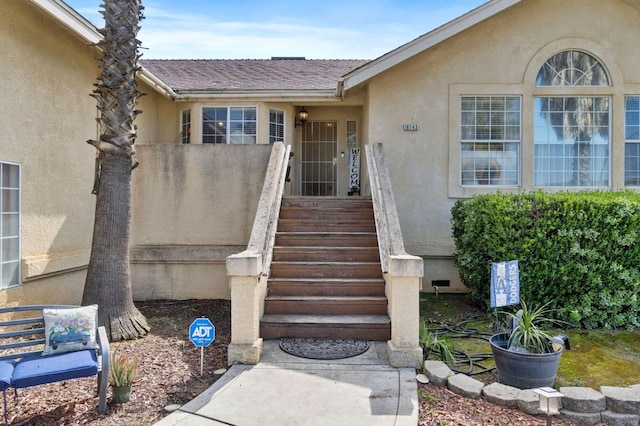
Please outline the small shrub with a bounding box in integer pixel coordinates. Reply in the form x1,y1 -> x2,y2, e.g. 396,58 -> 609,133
452,191 -> 640,329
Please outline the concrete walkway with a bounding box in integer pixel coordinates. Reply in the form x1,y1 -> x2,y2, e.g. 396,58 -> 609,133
155,341 -> 418,426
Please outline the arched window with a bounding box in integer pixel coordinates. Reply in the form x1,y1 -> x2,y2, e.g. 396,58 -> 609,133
535,50 -> 610,87
534,50 -> 611,187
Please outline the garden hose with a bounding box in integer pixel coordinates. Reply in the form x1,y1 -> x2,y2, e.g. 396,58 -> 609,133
424,316 -> 497,376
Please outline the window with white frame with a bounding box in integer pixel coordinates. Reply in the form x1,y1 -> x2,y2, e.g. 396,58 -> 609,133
1,161 -> 20,289
202,107 -> 257,144
460,96 -> 520,186
180,109 -> 191,144
625,96 -> 640,186
534,50 -> 611,187
269,109 -> 284,144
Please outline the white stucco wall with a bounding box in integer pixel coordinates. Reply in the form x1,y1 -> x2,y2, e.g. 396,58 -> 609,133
136,88 -> 178,144
359,0 -> 640,292
0,2 -> 194,306
130,144 -> 272,300
0,1 -> 100,305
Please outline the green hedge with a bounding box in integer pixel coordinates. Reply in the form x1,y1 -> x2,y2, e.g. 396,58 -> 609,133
451,191 -> 640,329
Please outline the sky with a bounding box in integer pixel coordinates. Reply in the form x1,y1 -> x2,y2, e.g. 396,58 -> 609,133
64,0 -> 487,60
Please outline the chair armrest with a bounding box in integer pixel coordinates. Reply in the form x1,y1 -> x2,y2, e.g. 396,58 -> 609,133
96,326 -> 109,413
96,326 -> 110,373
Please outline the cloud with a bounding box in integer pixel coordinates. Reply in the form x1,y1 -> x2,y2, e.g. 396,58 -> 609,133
138,7 -> 374,59
67,0 -> 486,60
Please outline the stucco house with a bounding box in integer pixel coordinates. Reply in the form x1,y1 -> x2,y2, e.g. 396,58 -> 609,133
2,0 -> 639,364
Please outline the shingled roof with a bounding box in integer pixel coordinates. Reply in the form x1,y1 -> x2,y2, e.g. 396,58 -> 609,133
140,59 -> 370,93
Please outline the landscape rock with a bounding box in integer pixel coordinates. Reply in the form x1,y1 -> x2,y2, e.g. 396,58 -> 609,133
517,389 -> 541,415
447,374 -> 484,399
602,386 -> 640,414
600,410 -> 640,426
560,386 -> 606,413
482,382 -> 519,408
560,410 -> 603,425
423,360 -> 454,387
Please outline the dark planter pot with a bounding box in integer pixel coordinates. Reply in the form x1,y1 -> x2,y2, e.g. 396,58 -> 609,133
489,333 -> 562,389
112,384 -> 132,403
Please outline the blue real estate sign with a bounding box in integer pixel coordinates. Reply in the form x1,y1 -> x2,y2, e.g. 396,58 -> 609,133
490,260 -> 520,308
189,318 -> 215,347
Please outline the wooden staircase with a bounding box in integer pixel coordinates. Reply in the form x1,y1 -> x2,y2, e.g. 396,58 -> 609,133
261,197 -> 391,340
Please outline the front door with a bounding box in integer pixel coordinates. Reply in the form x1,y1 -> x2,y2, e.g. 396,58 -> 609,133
301,121 -> 338,196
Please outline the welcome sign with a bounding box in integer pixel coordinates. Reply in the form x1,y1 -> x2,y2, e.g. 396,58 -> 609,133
348,148 -> 360,191
490,260 -> 520,308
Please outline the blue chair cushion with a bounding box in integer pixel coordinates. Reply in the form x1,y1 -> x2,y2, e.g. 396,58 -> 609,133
0,361 -> 14,391
12,349 -> 98,389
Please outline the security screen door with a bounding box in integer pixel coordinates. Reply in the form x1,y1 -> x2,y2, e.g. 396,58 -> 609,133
301,121 -> 338,196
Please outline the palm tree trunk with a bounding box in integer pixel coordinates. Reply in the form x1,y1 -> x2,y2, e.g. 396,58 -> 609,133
83,151 -> 148,340
83,0 -> 149,340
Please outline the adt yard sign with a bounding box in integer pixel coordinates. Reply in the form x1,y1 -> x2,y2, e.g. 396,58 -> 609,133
189,318 -> 215,347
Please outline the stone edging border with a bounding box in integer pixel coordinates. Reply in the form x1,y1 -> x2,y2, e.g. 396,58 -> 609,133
423,360 -> 640,426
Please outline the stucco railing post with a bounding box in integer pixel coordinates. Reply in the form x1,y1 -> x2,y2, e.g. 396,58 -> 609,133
386,255 -> 424,368
226,252 -> 263,365
366,143 -> 424,368
226,142 -> 290,365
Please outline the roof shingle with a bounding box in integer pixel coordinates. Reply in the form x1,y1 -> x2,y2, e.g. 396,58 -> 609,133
140,59 -> 370,92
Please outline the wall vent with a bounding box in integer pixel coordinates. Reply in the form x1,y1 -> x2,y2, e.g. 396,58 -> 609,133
431,280 -> 450,295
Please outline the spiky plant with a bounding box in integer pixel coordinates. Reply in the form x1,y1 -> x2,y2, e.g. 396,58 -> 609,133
419,318 -> 455,364
110,348 -> 140,387
82,0 -> 149,341
506,300 -> 559,354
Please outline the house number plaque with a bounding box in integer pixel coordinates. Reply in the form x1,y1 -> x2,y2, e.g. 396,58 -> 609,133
402,124 -> 420,131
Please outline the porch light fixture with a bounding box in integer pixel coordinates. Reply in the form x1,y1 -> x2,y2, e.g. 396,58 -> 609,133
295,107 -> 309,127
534,387 -> 563,426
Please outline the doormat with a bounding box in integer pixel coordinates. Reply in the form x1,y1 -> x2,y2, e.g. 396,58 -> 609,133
279,338 -> 370,360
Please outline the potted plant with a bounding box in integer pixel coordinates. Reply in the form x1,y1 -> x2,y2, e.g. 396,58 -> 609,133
110,348 -> 139,403
489,300 -> 569,389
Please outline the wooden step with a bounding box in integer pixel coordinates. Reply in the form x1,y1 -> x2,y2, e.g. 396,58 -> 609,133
272,247 -> 380,262
278,208 -> 375,221
260,314 -> 391,340
267,278 -> 385,297
279,198 -> 374,221
270,261 -> 382,279
275,232 -> 378,247
277,219 -> 376,233
263,197 -> 388,341
281,198 -> 373,209
264,296 -> 388,315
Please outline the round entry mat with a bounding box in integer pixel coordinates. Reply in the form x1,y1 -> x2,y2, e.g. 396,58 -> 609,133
279,338 -> 370,360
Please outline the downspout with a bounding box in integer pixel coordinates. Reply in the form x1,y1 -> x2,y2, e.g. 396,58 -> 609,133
337,79 -> 345,101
